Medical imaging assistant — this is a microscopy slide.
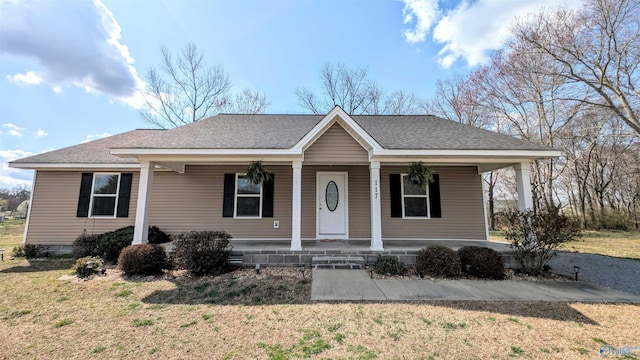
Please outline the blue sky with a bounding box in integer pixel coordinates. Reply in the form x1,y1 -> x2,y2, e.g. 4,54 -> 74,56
0,0 -> 583,189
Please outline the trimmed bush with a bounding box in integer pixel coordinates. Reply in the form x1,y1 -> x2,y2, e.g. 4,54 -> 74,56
72,226 -> 171,263
415,246 -> 462,278
148,226 -> 171,244
11,244 -> 49,259
118,244 -> 168,276
373,256 -> 407,276
458,246 -> 505,280
98,226 -> 135,263
73,256 -> 104,278
73,231 -> 102,258
172,231 -> 232,276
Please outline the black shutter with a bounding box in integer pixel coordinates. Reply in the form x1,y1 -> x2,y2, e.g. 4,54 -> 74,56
389,174 -> 402,218
262,175 -> 274,217
77,173 -> 93,217
223,173 -> 235,217
429,174 -> 441,218
116,173 -> 133,218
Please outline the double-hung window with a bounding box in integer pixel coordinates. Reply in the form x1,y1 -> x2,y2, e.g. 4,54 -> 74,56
234,174 -> 262,218
401,173 -> 430,218
90,173 -> 120,217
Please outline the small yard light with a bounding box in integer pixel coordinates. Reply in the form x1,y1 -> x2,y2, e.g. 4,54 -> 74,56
573,266 -> 581,281
255,263 -> 261,274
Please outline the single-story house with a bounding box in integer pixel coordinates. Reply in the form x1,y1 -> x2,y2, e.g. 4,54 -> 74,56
10,106 -> 559,260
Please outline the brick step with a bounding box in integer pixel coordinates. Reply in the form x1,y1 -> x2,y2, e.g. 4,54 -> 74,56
229,255 -> 244,264
311,255 -> 366,265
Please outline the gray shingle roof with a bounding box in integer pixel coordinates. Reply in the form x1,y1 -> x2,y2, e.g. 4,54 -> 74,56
353,115 -> 550,151
11,114 -> 553,165
11,130 -> 160,164
114,114 -> 323,149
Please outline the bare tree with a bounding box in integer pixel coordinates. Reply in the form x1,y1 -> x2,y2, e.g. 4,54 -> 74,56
514,0 -> 640,135
422,73 -> 492,129
469,45 -> 584,211
296,63 -> 422,115
141,43 -> 268,129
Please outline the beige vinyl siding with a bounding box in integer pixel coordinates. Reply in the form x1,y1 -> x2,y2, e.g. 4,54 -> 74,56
300,165 -> 371,239
380,166 -> 486,240
25,170 -> 138,245
303,123 -> 369,163
25,164 -> 486,245
148,165 -> 292,239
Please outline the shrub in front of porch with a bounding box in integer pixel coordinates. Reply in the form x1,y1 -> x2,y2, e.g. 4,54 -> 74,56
118,244 -> 169,276
458,246 -> 505,280
72,226 -> 171,263
171,231 -> 233,276
373,256 -> 407,276
416,246 -> 462,278
503,209 -> 581,275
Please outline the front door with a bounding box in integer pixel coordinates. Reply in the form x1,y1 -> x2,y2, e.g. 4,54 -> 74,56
317,172 -> 348,239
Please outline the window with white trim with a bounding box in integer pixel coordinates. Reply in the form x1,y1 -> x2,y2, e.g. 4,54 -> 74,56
90,173 -> 120,217
401,173 -> 430,218
234,174 -> 262,218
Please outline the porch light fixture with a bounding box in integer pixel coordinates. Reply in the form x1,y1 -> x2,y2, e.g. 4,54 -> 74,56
573,266 -> 580,281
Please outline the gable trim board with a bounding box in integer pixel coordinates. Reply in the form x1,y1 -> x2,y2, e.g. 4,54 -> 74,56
10,107 -> 560,250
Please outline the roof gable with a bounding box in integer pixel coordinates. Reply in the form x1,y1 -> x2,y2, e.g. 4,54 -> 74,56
293,106 -> 382,153
303,123 -> 369,163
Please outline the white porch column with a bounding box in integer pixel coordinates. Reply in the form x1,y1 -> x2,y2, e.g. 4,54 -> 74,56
133,161 -> 155,245
290,161 -> 302,251
514,162 -> 533,211
369,161 -> 383,251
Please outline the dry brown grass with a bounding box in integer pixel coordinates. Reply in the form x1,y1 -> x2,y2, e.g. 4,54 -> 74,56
490,230 -> 640,259
0,219 -> 24,255
2,225 -> 639,359
1,259 -> 639,360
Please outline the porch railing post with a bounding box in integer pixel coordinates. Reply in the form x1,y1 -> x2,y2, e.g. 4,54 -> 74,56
133,161 -> 155,244
370,161 -> 383,251
514,162 -> 533,211
291,161 -> 302,251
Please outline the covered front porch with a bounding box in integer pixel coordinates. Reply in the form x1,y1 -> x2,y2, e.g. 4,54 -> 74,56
113,107 -> 548,253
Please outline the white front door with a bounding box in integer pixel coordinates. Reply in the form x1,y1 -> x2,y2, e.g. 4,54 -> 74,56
317,172 -> 348,239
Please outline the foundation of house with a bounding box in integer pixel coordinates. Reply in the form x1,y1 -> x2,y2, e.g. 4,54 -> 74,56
230,239 -> 519,269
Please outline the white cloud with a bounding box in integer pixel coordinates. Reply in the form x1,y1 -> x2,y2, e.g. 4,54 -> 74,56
0,149 -> 34,190
402,0 -> 440,44
82,132 -> 111,143
36,128 -> 48,138
1,123 -> 26,137
402,0 -> 585,68
0,0 -> 143,105
7,71 -> 43,85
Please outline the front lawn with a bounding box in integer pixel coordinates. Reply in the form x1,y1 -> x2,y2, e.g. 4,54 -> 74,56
490,230 -> 640,260
2,224 -> 639,358
1,259 -> 639,359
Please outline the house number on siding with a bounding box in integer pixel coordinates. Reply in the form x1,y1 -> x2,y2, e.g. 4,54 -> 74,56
374,180 -> 378,199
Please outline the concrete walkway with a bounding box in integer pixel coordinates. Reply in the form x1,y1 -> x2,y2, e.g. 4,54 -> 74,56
311,270 -> 640,302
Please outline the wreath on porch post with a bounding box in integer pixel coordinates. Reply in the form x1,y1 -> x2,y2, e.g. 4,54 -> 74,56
406,161 -> 434,190
245,161 -> 273,185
